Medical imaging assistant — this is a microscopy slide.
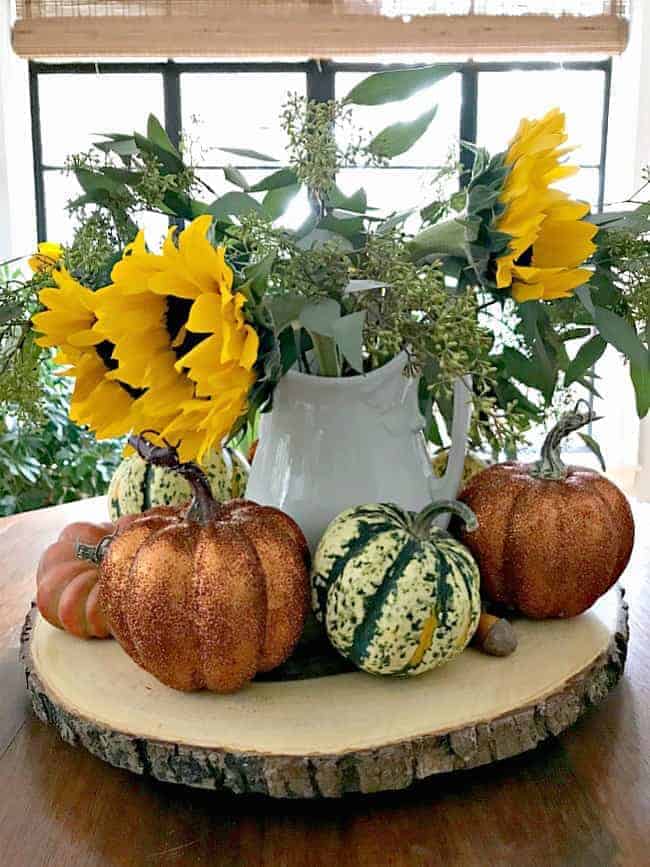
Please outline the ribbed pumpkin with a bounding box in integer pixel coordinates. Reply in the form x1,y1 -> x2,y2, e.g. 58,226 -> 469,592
459,404 -> 635,619
311,500 -> 481,676
81,435 -> 310,693
37,520 -> 115,639
107,446 -> 249,521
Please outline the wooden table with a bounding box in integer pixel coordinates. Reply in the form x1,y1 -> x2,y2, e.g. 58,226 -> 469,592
1,497 -> 648,867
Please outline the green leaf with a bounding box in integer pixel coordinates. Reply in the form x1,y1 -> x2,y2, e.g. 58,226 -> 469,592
409,217 -> 471,260
575,284 -> 595,316
223,165 -> 250,191
345,65 -> 452,106
299,298 -> 341,338
66,192 -> 99,210
325,186 -> 367,213
377,208 -> 417,235
238,252 -> 277,306
133,132 -> 185,175
75,167 -> 125,195
467,184 -> 501,213
578,432 -> 607,472
262,184 -> 300,221
593,306 -> 648,369
318,214 -> 364,241
206,192 -> 264,219
576,375 -> 602,400
494,380 -> 542,418
517,302 -> 559,401
367,106 -> 437,159
502,347 -> 550,394
332,311 -> 366,373
248,169 -> 299,192
449,190 -> 467,212
631,361 -> 650,417
146,114 -> 179,156
217,147 -> 280,163
101,167 -> 144,185
266,295 -> 309,334
564,335 -> 607,387
0,303 -> 22,325
94,138 -> 138,158
296,228 -> 353,252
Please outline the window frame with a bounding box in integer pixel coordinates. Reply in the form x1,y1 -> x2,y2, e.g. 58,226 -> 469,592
28,57 -> 612,242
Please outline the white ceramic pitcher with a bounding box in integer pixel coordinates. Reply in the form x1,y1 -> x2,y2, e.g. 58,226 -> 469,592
246,352 -> 472,550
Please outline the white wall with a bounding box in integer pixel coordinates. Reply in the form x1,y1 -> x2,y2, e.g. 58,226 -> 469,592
0,0 -> 35,262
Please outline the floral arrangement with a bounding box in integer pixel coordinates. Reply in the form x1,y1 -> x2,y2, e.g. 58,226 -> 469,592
2,65 -> 649,461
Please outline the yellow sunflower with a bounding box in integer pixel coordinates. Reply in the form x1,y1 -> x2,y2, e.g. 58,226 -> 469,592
163,288 -> 259,461
31,268 -> 141,438
102,215 -> 259,461
28,241 -> 63,274
494,108 -> 598,303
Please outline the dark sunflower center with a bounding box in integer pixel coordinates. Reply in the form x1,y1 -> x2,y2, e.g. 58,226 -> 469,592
515,246 -> 534,267
94,340 -> 146,400
164,296 -> 210,362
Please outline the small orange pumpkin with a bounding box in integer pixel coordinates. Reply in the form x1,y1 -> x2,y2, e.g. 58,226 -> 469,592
81,435 -> 310,693
459,404 -> 634,619
37,521 -> 115,638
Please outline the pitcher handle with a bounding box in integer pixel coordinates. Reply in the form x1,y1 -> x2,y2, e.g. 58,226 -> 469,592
428,375 -> 472,507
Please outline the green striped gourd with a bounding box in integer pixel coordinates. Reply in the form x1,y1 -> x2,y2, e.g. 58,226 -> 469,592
107,447 -> 249,521
311,500 -> 481,677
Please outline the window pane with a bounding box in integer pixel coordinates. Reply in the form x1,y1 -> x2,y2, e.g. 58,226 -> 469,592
182,73 -> 306,166
335,71 -> 461,166
43,171 -> 78,243
558,167 -> 600,208
39,74 -> 164,166
477,69 -> 605,165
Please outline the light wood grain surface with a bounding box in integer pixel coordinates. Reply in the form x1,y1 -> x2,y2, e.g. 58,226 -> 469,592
0,496 -> 649,866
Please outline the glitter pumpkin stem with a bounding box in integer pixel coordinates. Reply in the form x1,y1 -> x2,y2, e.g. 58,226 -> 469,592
128,432 -> 220,525
530,400 -> 596,481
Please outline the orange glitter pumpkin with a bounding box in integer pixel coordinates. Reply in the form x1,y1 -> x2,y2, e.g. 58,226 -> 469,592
78,435 -> 310,693
458,404 -> 634,619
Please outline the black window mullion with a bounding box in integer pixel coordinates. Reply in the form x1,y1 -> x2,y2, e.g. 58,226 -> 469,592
29,63 -> 47,243
306,60 -> 335,104
597,58 -> 613,213
459,63 -> 478,187
162,60 -> 184,227
163,60 -> 182,152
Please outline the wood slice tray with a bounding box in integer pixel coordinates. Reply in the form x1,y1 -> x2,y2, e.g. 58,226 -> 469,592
21,585 -> 629,799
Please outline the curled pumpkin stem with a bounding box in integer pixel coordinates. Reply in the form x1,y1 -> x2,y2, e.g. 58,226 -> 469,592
411,499 -> 478,539
531,400 -> 597,481
128,433 -> 218,525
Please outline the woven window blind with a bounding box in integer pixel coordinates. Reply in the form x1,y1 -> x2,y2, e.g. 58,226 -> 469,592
11,1 -> 630,59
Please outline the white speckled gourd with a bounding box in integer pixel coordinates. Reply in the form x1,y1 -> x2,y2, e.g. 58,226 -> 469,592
311,500 -> 481,676
107,447 -> 249,521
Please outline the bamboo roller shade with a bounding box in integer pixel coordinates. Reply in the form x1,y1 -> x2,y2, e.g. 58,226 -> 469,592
12,1 -> 630,58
